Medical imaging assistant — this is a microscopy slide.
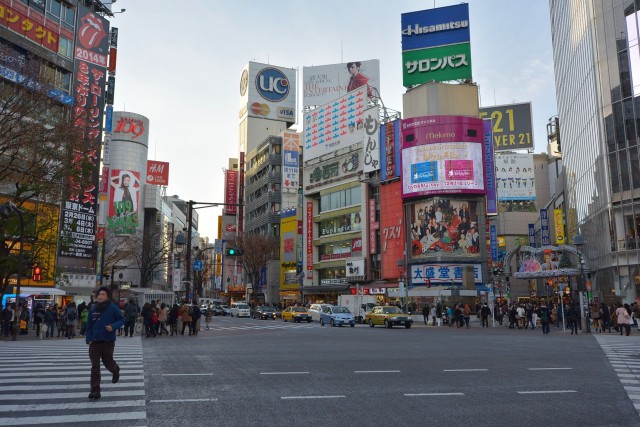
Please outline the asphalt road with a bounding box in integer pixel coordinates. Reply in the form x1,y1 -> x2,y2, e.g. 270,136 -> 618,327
142,317 -> 640,427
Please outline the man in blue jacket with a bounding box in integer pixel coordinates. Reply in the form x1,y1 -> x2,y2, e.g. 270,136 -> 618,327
85,286 -> 124,400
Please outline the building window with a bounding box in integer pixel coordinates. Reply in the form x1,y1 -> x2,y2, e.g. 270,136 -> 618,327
47,0 -> 61,18
318,213 -> 362,237
57,37 -> 73,59
320,187 -> 361,212
272,145 -> 281,154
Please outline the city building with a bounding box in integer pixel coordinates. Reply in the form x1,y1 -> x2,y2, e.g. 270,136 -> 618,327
0,1 -> 114,305
549,0 -> 639,302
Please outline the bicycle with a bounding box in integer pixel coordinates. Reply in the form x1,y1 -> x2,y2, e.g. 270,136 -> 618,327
134,316 -> 143,335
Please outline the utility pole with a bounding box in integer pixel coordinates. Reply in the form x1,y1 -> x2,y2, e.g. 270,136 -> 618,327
185,200 -> 194,301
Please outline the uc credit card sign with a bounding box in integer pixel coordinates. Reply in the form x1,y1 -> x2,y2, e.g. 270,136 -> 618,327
401,115 -> 486,198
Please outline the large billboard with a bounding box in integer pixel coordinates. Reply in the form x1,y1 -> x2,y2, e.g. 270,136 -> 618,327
495,154 -> 535,201
240,62 -> 296,123
411,263 -> 482,286
59,4 -> 109,259
107,170 -> 141,235
280,210 -> 298,291
480,102 -> 533,151
403,42 -> 472,87
303,87 -> 372,162
303,60 -> 380,107
400,115 -> 485,198
401,4 -> 471,86
380,181 -> 404,280
409,198 -> 481,260
282,131 -> 299,192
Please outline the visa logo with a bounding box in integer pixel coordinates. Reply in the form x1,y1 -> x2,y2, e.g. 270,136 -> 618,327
278,107 -> 294,118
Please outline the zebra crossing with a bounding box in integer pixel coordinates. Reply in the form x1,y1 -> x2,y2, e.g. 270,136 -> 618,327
0,337 -> 146,426
209,320 -> 318,332
595,334 -> 640,417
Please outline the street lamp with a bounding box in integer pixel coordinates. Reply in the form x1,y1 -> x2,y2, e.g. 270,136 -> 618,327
0,202 -> 25,341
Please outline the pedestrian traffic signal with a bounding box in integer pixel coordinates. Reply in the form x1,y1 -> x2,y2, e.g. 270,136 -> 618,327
225,248 -> 244,256
32,266 -> 42,281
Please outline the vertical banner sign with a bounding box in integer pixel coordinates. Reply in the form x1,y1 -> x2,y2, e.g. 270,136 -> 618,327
306,202 -> 313,278
363,107 -> 381,173
369,199 -> 378,254
554,208 -> 565,244
59,4 -> 109,259
297,219 -> 303,269
238,152 -> 245,233
528,224 -> 536,247
105,105 -> 113,132
224,170 -> 238,215
282,131 -> 300,192
384,121 -> 396,179
483,119 -> 498,215
540,209 -> 550,246
490,225 -> 498,261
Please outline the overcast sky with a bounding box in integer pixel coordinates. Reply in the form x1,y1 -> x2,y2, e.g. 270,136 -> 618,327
110,0 -> 556,240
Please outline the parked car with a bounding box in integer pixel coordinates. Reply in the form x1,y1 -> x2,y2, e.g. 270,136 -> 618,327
282,306 -> 312,323
251,305 -> 277,320
365,306 -> 413,329
221,305 -> 231,316
308,304 -> 330,322
230,302 -> 250,317
320,305 -> 355,327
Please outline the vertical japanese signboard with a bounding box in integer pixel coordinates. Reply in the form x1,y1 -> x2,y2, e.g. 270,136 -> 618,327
282,131 -> 300,192
59,4 -> 109,259
554,208 -> 565,244
369,198 -> 378,254
540,209 -> 550,246
489,225 -> 498,261
484,119 -> 497,215
306,201 -> 313,278
528,224 -> 536,247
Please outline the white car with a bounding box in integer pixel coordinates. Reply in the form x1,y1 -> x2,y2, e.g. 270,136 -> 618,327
308,304 -> 330,322
230,302 -> 250,317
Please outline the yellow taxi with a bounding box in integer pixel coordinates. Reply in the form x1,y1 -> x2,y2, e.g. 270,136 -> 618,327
365,306 -> 413,329
282,306 -> 312,323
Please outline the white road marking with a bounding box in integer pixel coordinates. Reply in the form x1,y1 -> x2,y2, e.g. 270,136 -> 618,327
527,367 -> 572,371
0,390 -> 146,400
260,372 -> 309,375
354,370 -> 401,373
149,398 -> 218,403
281,395 -> 346,400
161,373 -> 213,376
0,400 -> 145,412
404,393 -> 465,397
517,390 -> 577,394
0,382 -> 144,391
0,375 -> 144,384
443,369 -> 488,372
0,412 -> 147,426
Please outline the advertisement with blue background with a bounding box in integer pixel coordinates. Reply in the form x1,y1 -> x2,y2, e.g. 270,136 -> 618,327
401,4 -> 470,51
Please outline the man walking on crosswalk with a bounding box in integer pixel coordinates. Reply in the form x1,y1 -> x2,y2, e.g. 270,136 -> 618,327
85,286 -> 124,400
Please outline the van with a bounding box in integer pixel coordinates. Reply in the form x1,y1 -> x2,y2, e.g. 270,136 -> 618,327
230,302 -> 250,318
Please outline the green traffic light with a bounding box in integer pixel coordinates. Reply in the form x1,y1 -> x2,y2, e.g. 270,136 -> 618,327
228,249 -> 235,255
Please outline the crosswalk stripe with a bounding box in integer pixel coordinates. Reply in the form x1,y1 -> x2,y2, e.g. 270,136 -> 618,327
0,337 -> 146,425
595,335 -> 640,418
0,411 -> 147,425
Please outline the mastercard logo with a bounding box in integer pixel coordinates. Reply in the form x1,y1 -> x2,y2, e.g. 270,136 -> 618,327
250,102 -> 270,116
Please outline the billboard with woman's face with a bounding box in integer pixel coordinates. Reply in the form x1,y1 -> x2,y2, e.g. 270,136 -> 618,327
107,170 -> 141,234
409,198 -> 480,259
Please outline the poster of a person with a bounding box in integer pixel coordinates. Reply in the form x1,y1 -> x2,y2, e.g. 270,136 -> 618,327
346,62 -> 374,97
110,171 -> 140,215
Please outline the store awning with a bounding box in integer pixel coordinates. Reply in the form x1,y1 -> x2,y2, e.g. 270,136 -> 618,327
13,287 -> 66,296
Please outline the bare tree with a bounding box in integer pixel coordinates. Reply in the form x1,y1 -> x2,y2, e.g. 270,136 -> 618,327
0,43 -> 90,298
129,227 -> 171,288
232,233 -> 279,298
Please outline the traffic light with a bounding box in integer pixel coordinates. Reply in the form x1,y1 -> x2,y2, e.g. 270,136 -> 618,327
225,248 -> 244,256
32,266 -> 42,281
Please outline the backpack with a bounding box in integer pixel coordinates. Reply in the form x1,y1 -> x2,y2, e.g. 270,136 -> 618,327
67,309 -> 77,321
151,312 -> 159,324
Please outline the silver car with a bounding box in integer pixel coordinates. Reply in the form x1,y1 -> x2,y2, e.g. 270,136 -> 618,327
320,305 -> 356,327
308,304 -> 330,322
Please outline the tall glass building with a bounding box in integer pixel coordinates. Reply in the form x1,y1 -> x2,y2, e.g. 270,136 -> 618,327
550,0 -> 640,302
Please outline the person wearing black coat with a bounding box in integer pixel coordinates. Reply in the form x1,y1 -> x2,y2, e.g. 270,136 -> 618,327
567,304 -> 579,335
141,303 -> 155,338
600,302 -> 611,333
422,305 -> 430,325
167,304 -> 179,336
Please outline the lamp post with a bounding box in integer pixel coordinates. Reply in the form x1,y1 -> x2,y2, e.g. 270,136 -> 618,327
174,232 -> 186,300
573,235 -> 589,333
0,202 -> 25,341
